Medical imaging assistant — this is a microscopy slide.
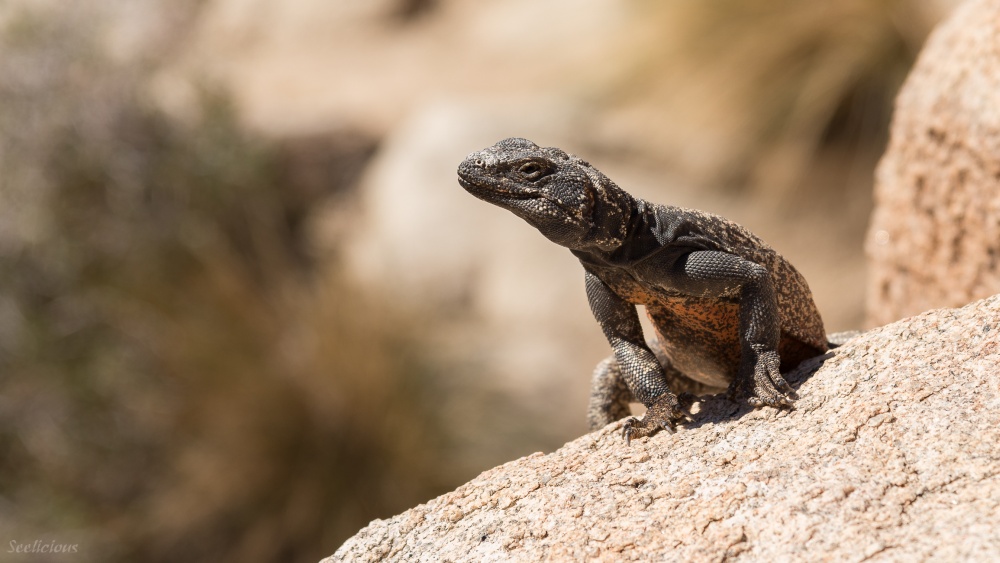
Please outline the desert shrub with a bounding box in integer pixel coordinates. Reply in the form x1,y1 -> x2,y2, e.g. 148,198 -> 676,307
0,5 -> 451,562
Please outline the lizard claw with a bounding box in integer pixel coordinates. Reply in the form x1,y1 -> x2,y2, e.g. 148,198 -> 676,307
676,393 -> 697,422
732,348 -> 796,408
622,418 -> 636,445
620,393 -> 686,445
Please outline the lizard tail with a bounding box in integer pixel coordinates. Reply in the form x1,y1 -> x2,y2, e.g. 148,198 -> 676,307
826,330 -> 862,349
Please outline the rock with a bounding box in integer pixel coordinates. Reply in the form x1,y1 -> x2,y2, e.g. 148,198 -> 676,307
865,0 -> 1000,327
326,294 -> 1000,562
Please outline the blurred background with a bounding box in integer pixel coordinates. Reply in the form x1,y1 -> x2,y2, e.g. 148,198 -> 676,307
0,0 -> 960,561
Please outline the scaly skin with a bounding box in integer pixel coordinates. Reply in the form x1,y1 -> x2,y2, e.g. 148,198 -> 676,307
458,138 -> 828,443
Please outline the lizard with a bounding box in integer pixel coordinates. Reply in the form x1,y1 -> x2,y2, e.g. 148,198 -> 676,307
457,137 -> 831,444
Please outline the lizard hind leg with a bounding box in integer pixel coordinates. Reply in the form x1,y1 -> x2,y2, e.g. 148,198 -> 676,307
588,343 -> 721,436
587,355 -> 634,430
616,341 -> 717,444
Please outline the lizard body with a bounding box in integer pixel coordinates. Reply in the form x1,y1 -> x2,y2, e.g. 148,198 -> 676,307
458,138 -> 828,443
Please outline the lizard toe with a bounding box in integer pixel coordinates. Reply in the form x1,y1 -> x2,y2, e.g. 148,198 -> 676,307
622,417 -> 641,445
733,348 -> 798,409
619,393 -> 686,445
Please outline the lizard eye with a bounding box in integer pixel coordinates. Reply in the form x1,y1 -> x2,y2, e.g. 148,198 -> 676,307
518,162 -> 545,180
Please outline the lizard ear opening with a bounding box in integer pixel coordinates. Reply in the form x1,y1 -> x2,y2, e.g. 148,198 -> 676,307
581,166 -> 631,251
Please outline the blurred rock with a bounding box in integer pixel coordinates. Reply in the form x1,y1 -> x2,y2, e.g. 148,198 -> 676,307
157,0 -> 948,338
323,100 -> 607,406
166,0 -> 960,195
865,0 -> 1000,327
328,293 -> 1000,562
168,0 -> 627,136
338,101 -> 579,316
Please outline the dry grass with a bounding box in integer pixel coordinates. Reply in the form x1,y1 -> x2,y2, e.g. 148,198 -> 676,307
611,0 -> 937,197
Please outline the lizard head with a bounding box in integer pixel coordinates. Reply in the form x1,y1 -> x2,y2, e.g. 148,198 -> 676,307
457,138 -> 630,251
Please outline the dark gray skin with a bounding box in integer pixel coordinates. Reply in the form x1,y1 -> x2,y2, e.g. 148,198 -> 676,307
458,138 -> 828,444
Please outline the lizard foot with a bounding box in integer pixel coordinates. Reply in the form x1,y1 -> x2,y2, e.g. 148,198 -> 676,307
731,346 -> 795,408
621,393 -> 690,445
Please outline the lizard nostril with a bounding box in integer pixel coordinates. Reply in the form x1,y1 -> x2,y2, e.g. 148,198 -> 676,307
474,159 -> 485,167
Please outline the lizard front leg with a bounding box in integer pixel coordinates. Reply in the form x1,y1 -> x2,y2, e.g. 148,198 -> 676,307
585,271 -> 687,444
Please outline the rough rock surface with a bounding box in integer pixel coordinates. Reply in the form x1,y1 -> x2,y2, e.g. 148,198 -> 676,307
866,0 -> 1000,327
327,294 -> 1000,562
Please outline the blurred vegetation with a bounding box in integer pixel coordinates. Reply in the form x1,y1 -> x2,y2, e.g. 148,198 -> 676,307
0,5 -> 457,562
0,0 -> 952,560
621,0 -> 934,203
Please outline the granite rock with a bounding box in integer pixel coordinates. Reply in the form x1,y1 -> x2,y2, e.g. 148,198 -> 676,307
866,0 -> 1000,326
327,294 -> 1000,562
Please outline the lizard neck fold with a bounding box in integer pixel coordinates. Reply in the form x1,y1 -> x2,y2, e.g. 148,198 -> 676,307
573,167 -> 637,252
572,187 -> 663,268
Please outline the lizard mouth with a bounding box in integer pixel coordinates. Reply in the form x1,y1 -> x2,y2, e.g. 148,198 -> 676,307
457,176 -> 539,200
